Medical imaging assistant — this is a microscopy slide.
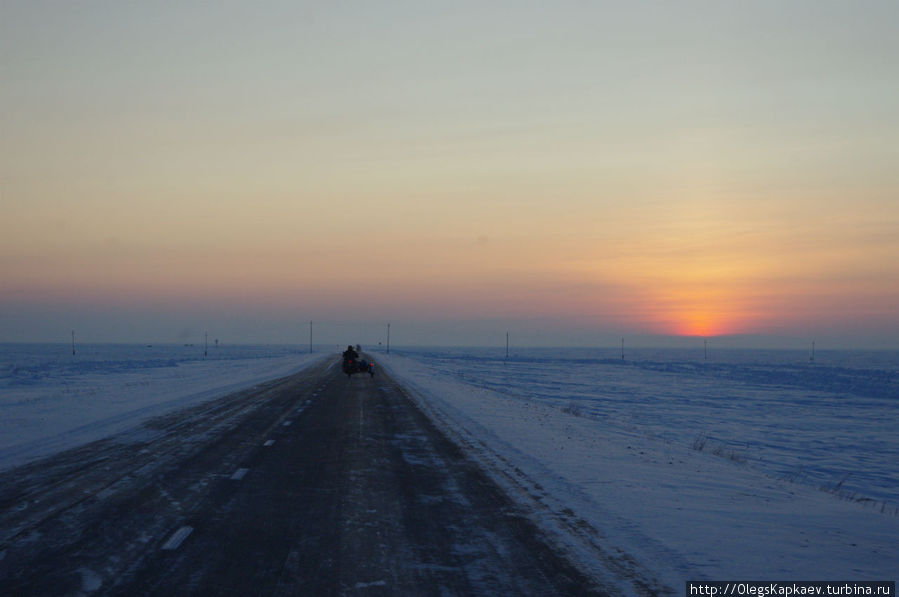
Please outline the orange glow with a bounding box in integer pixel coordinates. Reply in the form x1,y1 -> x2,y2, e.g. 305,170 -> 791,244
565,239 -> 776,339
649,282 -> 765,338
669,310 -> 733,338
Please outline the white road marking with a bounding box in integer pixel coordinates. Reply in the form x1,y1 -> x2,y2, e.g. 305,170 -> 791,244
161,526 -> 193,550
230,468 -> 249,480
264,440 -> 275,447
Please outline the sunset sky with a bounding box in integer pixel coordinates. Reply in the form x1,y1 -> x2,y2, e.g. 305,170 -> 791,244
2,1 -> 898,348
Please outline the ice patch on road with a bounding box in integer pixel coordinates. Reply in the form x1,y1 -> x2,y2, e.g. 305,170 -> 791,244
160,525 -> 194,550
353,580 -> 387,589
79,567 -> 102,592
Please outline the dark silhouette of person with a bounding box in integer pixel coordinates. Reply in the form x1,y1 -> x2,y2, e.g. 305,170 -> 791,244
343,345 -> 359,362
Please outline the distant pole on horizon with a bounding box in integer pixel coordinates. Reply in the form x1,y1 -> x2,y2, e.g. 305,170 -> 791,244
387,323 -> 391,354
72,330 -> 76,356
621,337 -> 624,360
506,332 -> 509,359
204,331 -> 208,359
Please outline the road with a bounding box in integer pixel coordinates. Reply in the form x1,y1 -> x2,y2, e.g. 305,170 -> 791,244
0,357 -> 604,595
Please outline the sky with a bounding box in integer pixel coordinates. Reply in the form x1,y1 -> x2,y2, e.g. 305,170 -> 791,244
2,1 -> 898,348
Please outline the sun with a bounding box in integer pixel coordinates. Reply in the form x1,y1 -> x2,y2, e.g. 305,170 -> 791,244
672,311 -> 729,337
647,286 -> 751,338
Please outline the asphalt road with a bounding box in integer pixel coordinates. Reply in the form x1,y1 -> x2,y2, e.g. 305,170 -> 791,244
0,357 -> 603,596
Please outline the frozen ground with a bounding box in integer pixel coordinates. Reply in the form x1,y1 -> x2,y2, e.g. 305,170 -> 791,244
0,343 -> 326,471
385,347 -> 899,505
1,343 -> 896,586
377,347 -> 899,585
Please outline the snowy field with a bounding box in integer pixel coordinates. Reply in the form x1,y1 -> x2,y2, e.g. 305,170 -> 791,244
377,347 -> 899,586
0,343 -> 326,471
387,347 -> 899,506
1,343 -> 896,586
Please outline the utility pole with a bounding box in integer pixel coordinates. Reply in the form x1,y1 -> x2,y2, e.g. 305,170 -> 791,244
621,337 -> 625,360
204,332 -> 208,359
386,323 -> 390,354
72,330 -> 76,356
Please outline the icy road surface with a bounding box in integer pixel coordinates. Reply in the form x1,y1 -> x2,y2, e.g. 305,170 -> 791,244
0,358 -> 613,595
